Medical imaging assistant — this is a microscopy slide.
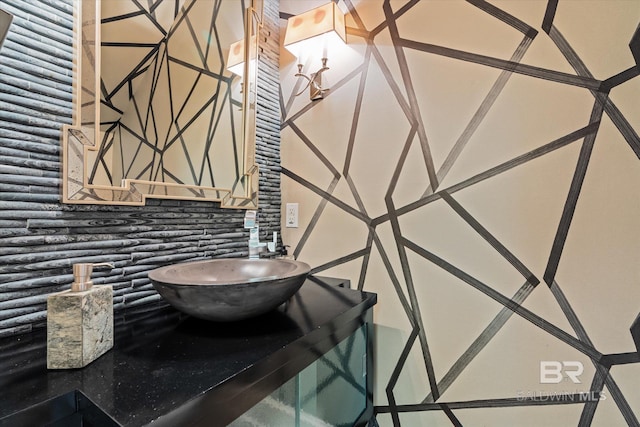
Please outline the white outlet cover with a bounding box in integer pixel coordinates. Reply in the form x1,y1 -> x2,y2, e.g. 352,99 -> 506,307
286,203 -> 298,228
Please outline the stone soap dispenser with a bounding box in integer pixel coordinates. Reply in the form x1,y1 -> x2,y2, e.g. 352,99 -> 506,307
47,263 -> 114,369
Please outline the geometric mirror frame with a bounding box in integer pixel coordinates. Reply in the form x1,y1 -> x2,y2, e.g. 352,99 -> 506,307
61,0 -> 260,208
0,8 -> 12,51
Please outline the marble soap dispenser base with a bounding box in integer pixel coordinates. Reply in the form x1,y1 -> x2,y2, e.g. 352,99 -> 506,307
47,285 -> 114,370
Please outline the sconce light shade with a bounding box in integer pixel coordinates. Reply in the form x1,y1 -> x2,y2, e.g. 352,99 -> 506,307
631,24 -> 640,68
226,39 -> 245,76
283,2 -> 346,59
0,8 -> 13,52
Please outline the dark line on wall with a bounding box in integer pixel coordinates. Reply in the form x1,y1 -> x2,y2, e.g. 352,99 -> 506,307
292,177 -> 339,261
386,195 -> 441,401
147,58 -> 164,182
397,122 -> 599,218
225,84 -> 241,180
281,167 -> 370,224
543,93 -> 606,285
344,45 -> 372,177
310,248 -> 370,274
402,237 -> 602,360
383,0 -> 440,192
345,175 -> 370,218
131,0 -> 167,36
371,231 -> 415,324
604,99 -> 640,159
399,38 -> 603,91
547,25 -> 592,74
163,84 -> 221,154
369,44 -> 413,122
541,0 -> 559,34
102,45 -> 161,101
548,280 -> 593,344
601,66 -> 640,91
422,281 -> 536,404
278,84 -> 287,123
356,229 -> 374,291
168,56 -> 224,80
385,326 -> 420,427
380,393 -> 604,413
199,84 -> 226,185
335,0 -> 415,127
442,405 -> 463,427
601,352 -> 640,366
548,25 -> 640,159
342,0 -> 368,32
181,133 -> 199,184
578,366 -> 608,427
427,35 -> 534,197
101,11 -> 146,24
149,0 -> 167,16
466,0 -> 537,36
386,125 -> 418,201
440,192 -> 539,285
586,365 -> 640,427
549,280 -> 640,426
204,0 -> 223,69
369,0 -> 419,38
204,78 -> 232,184
100,42 -> 159,48
346,26 -> 371,39
100,99 -> 124,116
287,122 -> 341,177
147,46 -> 166,160
603,368 -> 640,426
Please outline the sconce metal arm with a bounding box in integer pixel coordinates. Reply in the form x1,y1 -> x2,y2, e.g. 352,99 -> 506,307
294,58 -> 330,100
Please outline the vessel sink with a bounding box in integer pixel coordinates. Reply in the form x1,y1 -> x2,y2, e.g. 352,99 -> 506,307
148,258 -> 311,321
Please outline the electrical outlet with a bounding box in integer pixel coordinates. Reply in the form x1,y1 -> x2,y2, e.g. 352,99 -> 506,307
286,203 -> 298,228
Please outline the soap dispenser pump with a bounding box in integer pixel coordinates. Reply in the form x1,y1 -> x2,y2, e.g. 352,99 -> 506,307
47,263 -> 114,369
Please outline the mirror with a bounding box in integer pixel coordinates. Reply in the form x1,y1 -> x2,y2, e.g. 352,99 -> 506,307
0,7 -> 12,51
62,0 -> 260,208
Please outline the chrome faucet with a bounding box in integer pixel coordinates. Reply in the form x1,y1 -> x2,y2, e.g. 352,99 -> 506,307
245,210 -> 277,259
248,227 -> 277,259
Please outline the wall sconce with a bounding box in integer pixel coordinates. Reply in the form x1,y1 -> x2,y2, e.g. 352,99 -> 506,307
283,2 -> 346,101
0,8 -> 13,52
227,39 -> 245,77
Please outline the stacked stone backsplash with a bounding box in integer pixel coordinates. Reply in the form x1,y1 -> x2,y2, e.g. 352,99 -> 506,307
0,0 -> 281,338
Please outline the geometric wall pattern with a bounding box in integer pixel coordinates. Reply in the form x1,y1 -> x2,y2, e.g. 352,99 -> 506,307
97,0 -> 246,193
280,1 -> 640,425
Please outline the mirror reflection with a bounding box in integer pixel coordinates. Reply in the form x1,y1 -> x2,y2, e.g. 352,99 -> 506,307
62,0 -> 260,208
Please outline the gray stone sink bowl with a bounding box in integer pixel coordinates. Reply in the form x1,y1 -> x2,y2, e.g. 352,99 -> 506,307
148,258 -> 311,321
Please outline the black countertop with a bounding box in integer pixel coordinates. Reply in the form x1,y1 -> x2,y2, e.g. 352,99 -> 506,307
0,276 -> 376,426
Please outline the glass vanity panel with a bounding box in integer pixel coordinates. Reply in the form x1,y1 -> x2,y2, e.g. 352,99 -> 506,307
230,324 -> 368,427
298,324 -> 367,426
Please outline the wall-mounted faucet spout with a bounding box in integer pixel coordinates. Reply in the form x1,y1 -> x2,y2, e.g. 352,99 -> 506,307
245,210 -> 277,259
248,227 -> 278,259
